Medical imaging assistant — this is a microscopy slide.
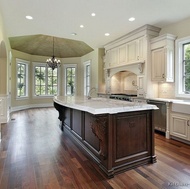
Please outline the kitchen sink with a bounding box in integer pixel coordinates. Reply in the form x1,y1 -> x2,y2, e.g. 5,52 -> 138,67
172,100 -> 190,114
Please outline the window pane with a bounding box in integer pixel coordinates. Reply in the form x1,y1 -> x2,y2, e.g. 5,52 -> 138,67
34,65 -> 58,96
17,63 -> 27,97
183,43 -> 190,93
66,67 -> 75,95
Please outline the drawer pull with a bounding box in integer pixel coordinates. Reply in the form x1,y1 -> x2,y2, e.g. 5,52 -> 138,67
187,120 -> 190,126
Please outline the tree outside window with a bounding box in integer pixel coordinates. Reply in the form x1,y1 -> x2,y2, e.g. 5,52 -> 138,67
66,67 -> 75,95
183,43 -> 190,93
34,65 -> 58,96
17,63 -> 27,97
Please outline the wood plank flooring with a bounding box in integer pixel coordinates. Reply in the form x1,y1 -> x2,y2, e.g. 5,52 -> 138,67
0,108 -> 190,189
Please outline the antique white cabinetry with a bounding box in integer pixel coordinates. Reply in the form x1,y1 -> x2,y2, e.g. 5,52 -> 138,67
105,36 -> 145,69
118,44 -> 127,65
127,37 -> 144,63
104,25 -> 161,97
151,34 -> 176,82
170,112 -> 190,141
137,75 -> 145,97
106,47 -> 118,68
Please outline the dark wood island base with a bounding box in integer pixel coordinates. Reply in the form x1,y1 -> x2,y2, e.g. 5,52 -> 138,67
54,101 -> 156,178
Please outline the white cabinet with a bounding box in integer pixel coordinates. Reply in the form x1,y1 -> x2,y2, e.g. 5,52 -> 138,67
106,47 -> 118,68
105,37 -> 145,69
118,44 -> 127,65
137,75 -> 145,97
127,37 -> 144,63
170,113 -> 190,141
151,34 -> 176,82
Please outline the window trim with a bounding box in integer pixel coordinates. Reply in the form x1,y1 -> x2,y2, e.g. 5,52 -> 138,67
32,62 -> 60,98
83,60 -> 91,96
63,64 -> 77,96
175,36 -> 190,99
16,58 -> 29,100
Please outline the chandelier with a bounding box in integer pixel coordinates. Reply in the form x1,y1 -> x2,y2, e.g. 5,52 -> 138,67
46,37 -> 61,70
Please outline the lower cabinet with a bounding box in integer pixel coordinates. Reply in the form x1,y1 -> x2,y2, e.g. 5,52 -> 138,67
54,101 -> 156,178
170,112 -> 190,141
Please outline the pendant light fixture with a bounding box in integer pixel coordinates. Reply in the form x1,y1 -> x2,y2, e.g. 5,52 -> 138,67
46,37 -> 61,70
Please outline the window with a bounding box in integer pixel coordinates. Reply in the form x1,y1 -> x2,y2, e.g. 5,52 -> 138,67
66,67 -> 76,95
176,37 -> 190,98
16,59 -> 28,98
34,63 -> 58,96
182,43 -> 190,93
84,60 -> 91,96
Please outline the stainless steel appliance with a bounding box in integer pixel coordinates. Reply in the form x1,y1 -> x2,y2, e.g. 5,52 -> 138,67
109,94 -> 137,101
147,100 -> 166,133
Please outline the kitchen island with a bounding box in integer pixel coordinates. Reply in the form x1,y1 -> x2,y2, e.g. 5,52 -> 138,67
54,96 -> 158,178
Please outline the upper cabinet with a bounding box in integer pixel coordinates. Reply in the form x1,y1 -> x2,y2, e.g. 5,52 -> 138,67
106,47 -> 119,68
127,37 -> 144,63
105,36 -> 145,69
118,44 -> 127,65
150,34 -> 176,82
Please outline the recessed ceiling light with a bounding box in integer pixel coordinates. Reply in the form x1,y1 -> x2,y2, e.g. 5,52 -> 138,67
105,33 -> 110,36
71,33 -> 77,36
80,25 -> 84,28
129,17 -> 135,22
26,15 -> 33,20
91,13 -> 96,17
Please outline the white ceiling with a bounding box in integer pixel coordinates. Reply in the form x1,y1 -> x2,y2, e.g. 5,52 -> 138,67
1,0 -> 190,49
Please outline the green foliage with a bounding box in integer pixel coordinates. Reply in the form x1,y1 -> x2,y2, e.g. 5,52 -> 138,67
34,66 -> 58,95
184,44 -> 190,93
66,68 -> 75,95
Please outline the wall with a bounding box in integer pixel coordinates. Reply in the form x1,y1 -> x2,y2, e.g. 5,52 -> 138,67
11,48 -> 104,110
80,48 -> 105,96
158,16 -> 190,99
0,11 -> 12,123
160,17 -> 190,39
11,49 -> 81,111
110,71 -> 137,94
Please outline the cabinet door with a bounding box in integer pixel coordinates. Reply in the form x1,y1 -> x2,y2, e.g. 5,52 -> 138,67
137,76 -> 145,97
137,37 -> 144,61
107,48 -> 118,67
127,40 -> 137,63
151,48 -> 165,81
118,44 -> 127,65
170,113 -> 190,140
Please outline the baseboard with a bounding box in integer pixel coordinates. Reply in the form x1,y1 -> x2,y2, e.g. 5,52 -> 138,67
11,103 -> 54,113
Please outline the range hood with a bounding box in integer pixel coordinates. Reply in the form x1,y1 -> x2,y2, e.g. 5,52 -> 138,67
105,61 -> 144,78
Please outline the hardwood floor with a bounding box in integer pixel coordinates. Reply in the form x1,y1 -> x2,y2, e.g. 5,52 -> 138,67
0,108 -> 190,189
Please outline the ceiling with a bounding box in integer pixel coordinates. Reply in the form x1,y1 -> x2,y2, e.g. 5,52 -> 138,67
1,0 -> 190,58
9,35 -> 93,58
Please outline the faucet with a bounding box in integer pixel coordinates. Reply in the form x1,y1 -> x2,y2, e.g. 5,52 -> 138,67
87,87 -> 96,99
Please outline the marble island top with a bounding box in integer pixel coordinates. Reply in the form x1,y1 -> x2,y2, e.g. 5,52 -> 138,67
54,96 -> 158,115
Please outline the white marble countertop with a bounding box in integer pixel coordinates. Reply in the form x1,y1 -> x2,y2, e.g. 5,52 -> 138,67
147,98 -> 190,104
146,98 -> 177,102
54,96 -> 158,115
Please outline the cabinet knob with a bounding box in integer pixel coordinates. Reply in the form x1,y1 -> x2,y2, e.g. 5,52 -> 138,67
162,74 -> 165,78
187,120 -> 190,126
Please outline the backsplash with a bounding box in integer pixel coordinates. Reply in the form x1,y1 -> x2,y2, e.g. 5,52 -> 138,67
110,71 -> 137,94
158,83 -> 175,99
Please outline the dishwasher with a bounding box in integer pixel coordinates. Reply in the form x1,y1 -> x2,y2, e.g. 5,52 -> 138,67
147,100 -> 166,133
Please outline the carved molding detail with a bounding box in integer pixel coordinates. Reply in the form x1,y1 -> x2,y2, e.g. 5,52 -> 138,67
54,102 -> 65,131
90,116 -> 108,159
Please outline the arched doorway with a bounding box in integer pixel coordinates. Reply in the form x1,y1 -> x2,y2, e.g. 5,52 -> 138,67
0,40 -> 7,94
0,40 -> 9,124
